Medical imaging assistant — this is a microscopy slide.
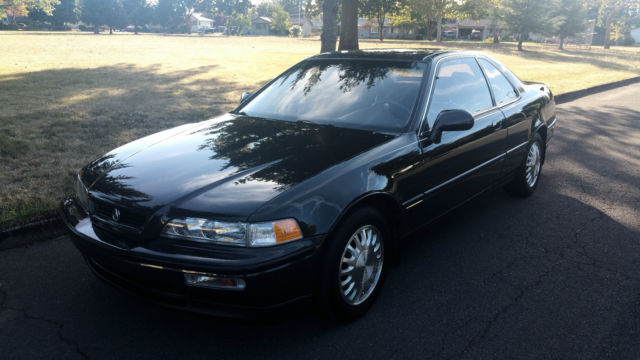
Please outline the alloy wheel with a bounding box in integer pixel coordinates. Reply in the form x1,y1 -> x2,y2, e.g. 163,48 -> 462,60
338,225 -> 384,306
526,141 -> 542,188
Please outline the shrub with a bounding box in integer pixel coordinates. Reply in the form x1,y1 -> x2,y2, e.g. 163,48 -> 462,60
289,25 -> 302,38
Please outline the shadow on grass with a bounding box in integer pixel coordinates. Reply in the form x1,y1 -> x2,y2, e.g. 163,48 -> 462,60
0,64 -> 255,228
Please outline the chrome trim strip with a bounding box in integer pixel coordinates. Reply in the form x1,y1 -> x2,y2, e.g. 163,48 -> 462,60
402,140 -> 531,209
402,193 -> 424,207
422,153 -> 505,197
405,199 -> 423,210
506,141 -> 528,154
547,116 -> 557,129
402,152 -> 506,208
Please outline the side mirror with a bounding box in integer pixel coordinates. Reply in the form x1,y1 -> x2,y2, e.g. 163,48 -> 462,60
429,109 -> 474,144
240,92 -> 251,104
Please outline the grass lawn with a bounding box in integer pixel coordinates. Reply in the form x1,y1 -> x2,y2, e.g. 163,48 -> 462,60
1,31 -> 639,229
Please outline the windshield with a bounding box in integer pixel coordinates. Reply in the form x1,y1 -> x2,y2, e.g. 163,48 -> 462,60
238,59 -> 426,132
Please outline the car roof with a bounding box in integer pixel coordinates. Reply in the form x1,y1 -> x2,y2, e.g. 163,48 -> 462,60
309,49 -> 483,62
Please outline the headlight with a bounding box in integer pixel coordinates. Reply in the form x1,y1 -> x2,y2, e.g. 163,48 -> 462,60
75,174 -> 89,211
161,217 -> 303,247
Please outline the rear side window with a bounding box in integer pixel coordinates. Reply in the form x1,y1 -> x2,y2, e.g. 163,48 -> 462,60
426,57 -> 492,127
478,58 -> 518,105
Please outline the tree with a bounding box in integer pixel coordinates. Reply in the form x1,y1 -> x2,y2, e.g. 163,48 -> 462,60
256,1 -> 279,16
176,0 -> 207,33
433,0 -> 457,42
122,0 -> 151,34
303,0 -> 321,19
554,0 -> 588,49
456,0 -> 501,42
277,0 -> 299,15
320,0 -> 338,52
1,0 -> 59,23
81,0 -> 123,34
338,0 -> 359,50
599,0 -> 640,49
52,0 -> 78,25
487,0 -> 502,43
270,3 -> 291,34
360,0 -> 403,41
28,6 -> 52,22
254,2 -> 291,34
214,0 -> 251,17
155,0 -> 182,31
227,10 -> 250,34
500,0 -> 554,50
402,0 -> 437,40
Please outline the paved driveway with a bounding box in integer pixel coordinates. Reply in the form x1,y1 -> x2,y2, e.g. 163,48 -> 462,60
1,83 -> 639,359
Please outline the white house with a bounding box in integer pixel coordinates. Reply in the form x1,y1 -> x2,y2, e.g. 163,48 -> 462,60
189,13 -> 214,33
289,16 -> 322,37
631,28 -> 640,43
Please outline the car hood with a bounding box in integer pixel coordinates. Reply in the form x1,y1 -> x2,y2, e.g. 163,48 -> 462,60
82,114 -> 395,220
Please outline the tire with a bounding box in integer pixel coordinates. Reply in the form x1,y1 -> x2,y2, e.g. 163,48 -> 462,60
505,132 -> 545,197
319,207 -> 389,321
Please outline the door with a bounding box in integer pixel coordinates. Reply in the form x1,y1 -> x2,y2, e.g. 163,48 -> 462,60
404,56 -> 508,227
476,57 -> 529,174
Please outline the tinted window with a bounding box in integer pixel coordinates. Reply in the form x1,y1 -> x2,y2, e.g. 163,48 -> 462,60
426,58 -> 493,126
478,58 -> 518,105
239,60 -> 426,132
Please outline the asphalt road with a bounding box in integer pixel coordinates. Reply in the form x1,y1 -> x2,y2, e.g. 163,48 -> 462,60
1,83 -> 639,360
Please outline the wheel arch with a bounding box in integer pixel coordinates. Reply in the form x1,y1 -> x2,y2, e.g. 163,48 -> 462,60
327,192 -> 403,242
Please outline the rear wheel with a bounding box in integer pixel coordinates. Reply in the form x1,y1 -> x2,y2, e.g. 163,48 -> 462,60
319,207 -> 389,321
505,133 -> 545,197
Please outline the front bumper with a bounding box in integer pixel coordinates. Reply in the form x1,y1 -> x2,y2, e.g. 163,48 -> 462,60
59,198 -> 325,317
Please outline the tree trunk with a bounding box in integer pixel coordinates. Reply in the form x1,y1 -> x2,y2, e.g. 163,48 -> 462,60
559,36 -> 564,50
338,0 -> 359,50
94,25 -> 99,34
493,31 -> 499,43
436,15 -> 442,43
517,34 -> 523,51
134,25 -> 139,35
109,27 -> 113,35
320,0 -> 339,52
378,13 -> 385,42
603,15 -> 611,49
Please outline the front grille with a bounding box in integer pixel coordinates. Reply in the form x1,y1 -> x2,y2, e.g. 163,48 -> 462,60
92,225 -> 140,249
91,199 -> 147,228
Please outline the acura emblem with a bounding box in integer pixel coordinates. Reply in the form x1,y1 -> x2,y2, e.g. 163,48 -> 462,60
112,208 -> 121,222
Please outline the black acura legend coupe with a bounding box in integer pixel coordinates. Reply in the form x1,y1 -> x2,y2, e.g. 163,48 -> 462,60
61,50 -> 557,320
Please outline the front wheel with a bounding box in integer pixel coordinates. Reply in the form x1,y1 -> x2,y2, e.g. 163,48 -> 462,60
319,207 -> 389,321
505,133 -> 545,197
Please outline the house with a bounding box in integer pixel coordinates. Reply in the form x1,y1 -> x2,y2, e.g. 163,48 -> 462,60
457,19 -> 491,40
631,28 -> 640,43
289,16 -> 323,37
189,13 -> 214,33
251,16 -> 272,35
358,18 -> 414,40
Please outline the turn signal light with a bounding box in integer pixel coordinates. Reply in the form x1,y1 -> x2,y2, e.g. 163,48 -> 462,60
273,219 -> 303,243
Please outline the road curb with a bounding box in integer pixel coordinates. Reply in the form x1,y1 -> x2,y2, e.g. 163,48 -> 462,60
2,75 -> 639,250
0,216 -> 66,250
555,76 -> 640,104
